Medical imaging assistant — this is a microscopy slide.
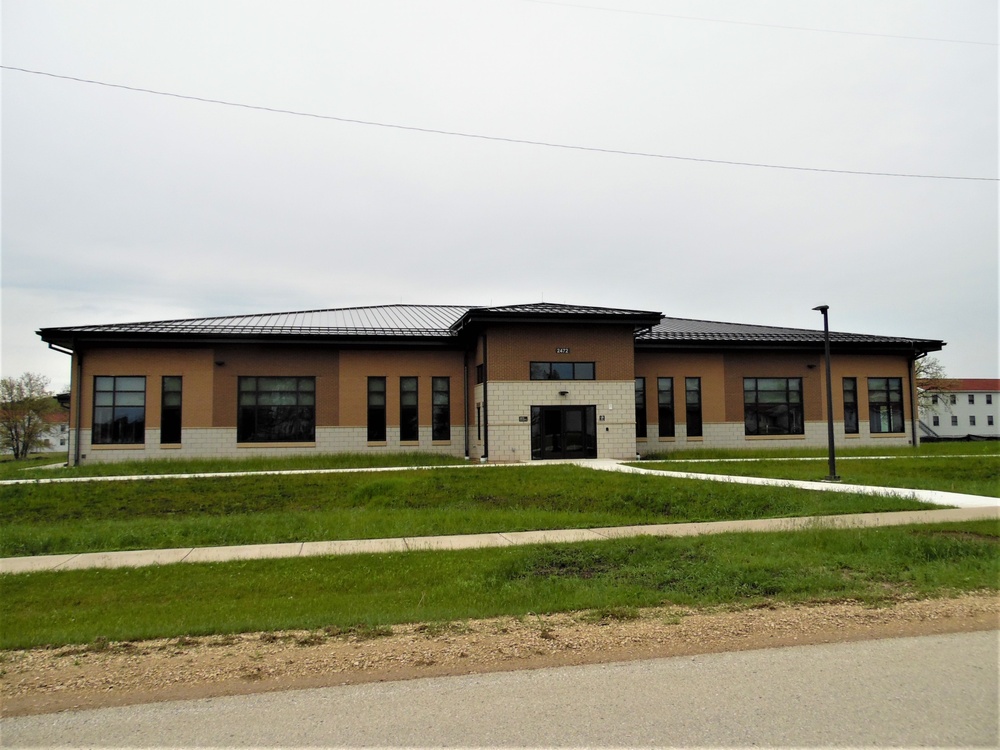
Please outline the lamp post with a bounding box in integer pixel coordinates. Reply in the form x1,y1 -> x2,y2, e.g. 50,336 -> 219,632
813,305 -> 840,482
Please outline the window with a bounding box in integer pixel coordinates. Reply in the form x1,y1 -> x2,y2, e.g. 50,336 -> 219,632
685,377 -> 703,438
949,394 -> 957,405
93,376 -> 146,444
932,415 -> 940,426
161,376 -> 182,444
529,362 -> 595,380
931,394 -> 939,405
951,415 -> 959,426
432,377 -> 450,441
969,394 -> 975,405
368,377 -> 387,442
987,395 -> 993,405
868,378 -> 905,433
399,377 -> 419,442
634,377 -> 647,438
989,416 -> 995,426
970,416 -> 976,426
238,377 -> 315,443
744,378 -> 804,436
476,364 -> 484,384
657,377 -> 675,438
843,377 -> 859,434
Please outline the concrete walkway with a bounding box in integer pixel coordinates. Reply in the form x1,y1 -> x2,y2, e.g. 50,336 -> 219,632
2,459 -> 997,576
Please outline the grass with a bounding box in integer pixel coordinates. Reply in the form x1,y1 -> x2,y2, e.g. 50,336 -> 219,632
0,451 -> 463,481
0,465 -> 942,557
635,450 -> 999,497
2,520 -> 996,649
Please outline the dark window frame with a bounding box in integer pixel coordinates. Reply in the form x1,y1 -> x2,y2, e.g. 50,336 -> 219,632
868,377 -> 905,434
161,376 -> 182,444
685,377 -> 703,438
400,376 -> 419,442
368,376 -> 387,442
237,376 -> 315,443
93,375 -> 146,445
743,377 -> 804,436
843,377 -> 859,434
529,362 -> 596,380
432,377 -> 451,441
657,377 -> 675,438
635,377 -> 647,439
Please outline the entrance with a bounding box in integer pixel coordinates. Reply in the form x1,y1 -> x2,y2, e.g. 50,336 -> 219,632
530,405 -> 597,460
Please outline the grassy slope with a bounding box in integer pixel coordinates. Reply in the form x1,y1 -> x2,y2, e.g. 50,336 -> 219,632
2,520 -> 996,649
0,465 -> 941,556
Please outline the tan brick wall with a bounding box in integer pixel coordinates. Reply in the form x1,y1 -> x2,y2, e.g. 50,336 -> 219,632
338,349 -> 465,428
487,324 -> 635,381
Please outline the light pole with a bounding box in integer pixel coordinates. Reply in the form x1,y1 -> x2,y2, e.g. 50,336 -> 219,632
813,305 -> 840,482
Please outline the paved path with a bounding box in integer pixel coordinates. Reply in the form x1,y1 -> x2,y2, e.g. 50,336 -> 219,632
4,631 -> 997,747
3,457 -> 997,574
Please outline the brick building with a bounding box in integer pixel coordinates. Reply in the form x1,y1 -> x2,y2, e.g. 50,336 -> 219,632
37,302 -> 944,465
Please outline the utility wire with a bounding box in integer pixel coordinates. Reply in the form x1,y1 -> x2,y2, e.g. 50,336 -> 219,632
3,65 -> 996,182
523,0 -> 998,46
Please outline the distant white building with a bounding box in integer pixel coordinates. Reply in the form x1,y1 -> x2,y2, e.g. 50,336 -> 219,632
39,411 -> 70,451
919,379 -> 1000,440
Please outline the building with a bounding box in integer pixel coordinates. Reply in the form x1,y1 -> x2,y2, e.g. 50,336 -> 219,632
919,379 -> 1000,440
39,410 -> 70,452
37,302 -> 944,465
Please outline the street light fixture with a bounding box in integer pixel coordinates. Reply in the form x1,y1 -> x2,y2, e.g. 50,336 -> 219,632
813,305 -> 840,482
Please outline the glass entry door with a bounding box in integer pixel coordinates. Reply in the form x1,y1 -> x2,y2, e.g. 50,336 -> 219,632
531,406 -> 597,459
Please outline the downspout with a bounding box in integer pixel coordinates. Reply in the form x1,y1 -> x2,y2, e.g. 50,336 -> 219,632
463,357 -> 469,459
74,350 -> 84,466
482,334 -> 489,461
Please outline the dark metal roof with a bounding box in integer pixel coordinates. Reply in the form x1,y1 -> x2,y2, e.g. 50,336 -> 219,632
40,305 -> 472,341
637,316 -> 944,351
37,303 -> 944,356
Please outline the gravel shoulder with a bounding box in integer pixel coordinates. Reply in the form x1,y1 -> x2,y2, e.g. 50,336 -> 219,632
3,592 -> 997,717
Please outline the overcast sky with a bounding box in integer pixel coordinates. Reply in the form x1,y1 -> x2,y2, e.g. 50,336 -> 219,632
3,0 -> 997,391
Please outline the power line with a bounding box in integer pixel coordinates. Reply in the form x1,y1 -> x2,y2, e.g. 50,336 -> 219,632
523,0 -> 998,46
2,65 -> 996,182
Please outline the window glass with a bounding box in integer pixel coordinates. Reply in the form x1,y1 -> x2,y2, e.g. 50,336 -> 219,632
432,377 -> 450,441
92,376 -> 146,445
744,377 -> 804,436
635,377 -> 646,439
657,377 -> 675,438
238,376 -> 315,443
161,376 -> 182,444
868,377 -> 905,433
529,362 -> 596,380
843,377 -> 859,434
551,362 -> 574,380
400,377 -> 418,441
685,377 -> 703,437
368,376 -> 387,441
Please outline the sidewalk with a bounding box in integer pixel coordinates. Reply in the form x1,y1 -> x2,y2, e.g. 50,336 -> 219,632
3,459 -> 997,576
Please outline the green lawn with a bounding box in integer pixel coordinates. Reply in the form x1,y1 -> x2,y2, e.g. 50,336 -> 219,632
0,465 -> 942,557
2,520 -> 996,649
634,451 -> 999,497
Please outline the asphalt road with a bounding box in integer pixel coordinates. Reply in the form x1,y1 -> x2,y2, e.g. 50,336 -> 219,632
4,630 -> 997,747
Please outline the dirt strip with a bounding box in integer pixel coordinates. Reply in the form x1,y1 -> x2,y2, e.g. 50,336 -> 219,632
3,592 -> 997,717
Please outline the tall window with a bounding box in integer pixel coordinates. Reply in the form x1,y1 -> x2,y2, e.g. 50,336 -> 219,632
93,376 -> 146,444
970,415 -> 976,426
432,377 -> 450,441
685,377 -> 703,438
950,394 -> 957,405
951,415 -> 958,426
634,377 -> 647,438
368,377 -> 387,441
161,376 -> 182,444
987,395 -> 993,405
969,394 -> 975,405
868,377 -> 905,433
238,377 -> 315,443
657,377 -> 675,438
529,362 -> 595,380
400,377 -> 419,442
842,377 -> 859,434
932,415 -> 940,426
744,378 -> 804,436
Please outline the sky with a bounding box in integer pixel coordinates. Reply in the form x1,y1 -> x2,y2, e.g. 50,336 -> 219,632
2,0 -> 997,392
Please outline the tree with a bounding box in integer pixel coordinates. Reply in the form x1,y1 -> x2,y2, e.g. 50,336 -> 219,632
0,372 -> 55,459
915,356 -> 952,414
